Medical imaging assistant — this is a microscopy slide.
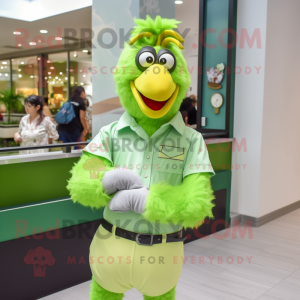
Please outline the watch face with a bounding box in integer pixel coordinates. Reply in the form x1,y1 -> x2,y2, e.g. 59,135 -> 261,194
211,94 -> 223,108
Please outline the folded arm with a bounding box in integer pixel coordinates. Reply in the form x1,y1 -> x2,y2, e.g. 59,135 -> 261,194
142,173 -> 215,229
67,151 -> 114,209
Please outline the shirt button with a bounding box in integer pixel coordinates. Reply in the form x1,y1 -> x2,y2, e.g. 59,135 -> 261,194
144,174 -> 148,178
146,155 -> 150,159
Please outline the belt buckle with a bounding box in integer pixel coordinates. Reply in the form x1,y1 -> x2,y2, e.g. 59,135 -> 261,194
136,233 -> 153,246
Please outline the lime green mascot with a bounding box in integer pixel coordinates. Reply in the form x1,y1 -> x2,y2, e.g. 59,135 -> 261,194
67,16 -> 215,300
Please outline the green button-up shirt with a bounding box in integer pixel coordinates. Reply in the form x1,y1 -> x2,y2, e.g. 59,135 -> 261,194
83,111 -> 214,234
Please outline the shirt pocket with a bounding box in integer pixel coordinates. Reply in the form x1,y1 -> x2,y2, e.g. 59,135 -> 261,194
156,145 -> 185,175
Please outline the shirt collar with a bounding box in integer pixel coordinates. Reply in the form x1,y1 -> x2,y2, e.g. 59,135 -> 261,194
116,111 -> 185,136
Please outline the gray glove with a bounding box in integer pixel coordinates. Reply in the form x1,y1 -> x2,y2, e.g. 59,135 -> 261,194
102,169 -> 145,195
108,186 -> 149,214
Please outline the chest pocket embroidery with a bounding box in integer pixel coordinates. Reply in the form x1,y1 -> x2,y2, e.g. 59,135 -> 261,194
158,145 -> 185,161
157,145 -> 185,175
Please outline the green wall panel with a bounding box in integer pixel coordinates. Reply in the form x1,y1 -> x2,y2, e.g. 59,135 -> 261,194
207,141 -> 232,171
0,170 -> 231,243
0,197 -> 103,243
211,170 -> 232,225
0,157 -> 80,208
202,0 -> 229,129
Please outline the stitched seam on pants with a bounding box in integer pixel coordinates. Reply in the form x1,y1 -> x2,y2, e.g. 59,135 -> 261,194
130,240 -> 136,287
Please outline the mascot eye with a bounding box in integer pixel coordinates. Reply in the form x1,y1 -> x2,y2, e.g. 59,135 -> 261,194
138,52 -> 155,68
157,50 -> 176,73
135,46 -> 157,71
159,54 -> 175,70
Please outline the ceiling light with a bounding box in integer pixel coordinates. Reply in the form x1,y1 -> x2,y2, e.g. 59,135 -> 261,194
55,37 -> 62,41
48,72 -> 51,75
65,77 -> 68,80
0,67 -> 3,69
17,44 -> 21,47
18,69 -> 21,72
29,42 -> 36,46
80,82 -> 84,85
5,73 -> 8,76
47,60 -> 50,63
82,50 -> 88,53
2,62 -> 7,65
18,74 -> 22,78
40,30 -> 48,33
175,0 -> 183,3
83,74 -> 86,77
49,76 -> 51,78
30,75 -> 33,78
0,73 -> 2,76
73,53 -> 78,57
50,66 -> 54,69
60,72 -> 63,75
45,77 -> 47,79
21,62 -> 24,64
55,76 -> 58,79
14,31 -> 21,35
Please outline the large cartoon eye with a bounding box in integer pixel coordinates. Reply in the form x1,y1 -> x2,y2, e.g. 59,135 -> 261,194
135,46 -> 157,71
139,52 -> 155,68
157,49 -> 176,73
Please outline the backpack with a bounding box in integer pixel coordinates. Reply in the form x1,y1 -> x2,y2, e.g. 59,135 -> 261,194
55,101 -> 76,124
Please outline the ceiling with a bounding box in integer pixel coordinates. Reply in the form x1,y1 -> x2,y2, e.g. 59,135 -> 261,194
0,0 -> 92,21
0,6 -> 92,57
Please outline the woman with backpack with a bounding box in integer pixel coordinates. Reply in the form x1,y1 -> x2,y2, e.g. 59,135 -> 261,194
57,86 -> 89,143
14,95 -> 59,154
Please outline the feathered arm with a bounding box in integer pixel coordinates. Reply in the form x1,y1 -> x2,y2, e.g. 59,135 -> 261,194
142,172 -> 215,229
67,151 -> 114,209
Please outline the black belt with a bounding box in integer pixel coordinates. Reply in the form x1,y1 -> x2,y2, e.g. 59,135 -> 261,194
101,219 -> 186,246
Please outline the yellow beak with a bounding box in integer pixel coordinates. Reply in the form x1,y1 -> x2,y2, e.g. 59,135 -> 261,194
130,64 -> 179,119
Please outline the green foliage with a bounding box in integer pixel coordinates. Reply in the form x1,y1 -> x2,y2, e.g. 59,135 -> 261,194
0,138 -> 19,148
0,89 -> 25,123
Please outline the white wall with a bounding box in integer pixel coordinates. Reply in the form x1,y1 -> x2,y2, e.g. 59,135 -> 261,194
231,0 -> 268,217
231,0 -> 300,218
258,0 -> 300,217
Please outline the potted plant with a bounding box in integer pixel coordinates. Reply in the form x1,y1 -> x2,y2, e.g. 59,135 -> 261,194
0,89 -> 25,124
0,89 -> 25,141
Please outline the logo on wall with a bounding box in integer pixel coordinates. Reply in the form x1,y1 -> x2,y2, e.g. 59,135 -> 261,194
140,0 -> 160,14
24,247 -> 55,277
206,63 -> 225,90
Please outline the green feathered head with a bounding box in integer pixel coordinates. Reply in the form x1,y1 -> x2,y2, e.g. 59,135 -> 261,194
114,15 -> 191,132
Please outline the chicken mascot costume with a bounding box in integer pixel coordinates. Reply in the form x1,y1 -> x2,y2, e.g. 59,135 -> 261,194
67,16 -> 215,300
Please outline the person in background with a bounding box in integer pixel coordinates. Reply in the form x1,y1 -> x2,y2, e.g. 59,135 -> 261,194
57,86 -> 88,143
14,95 -> 59,154
179,97 -> 193,125
188,95 -> 197,125
81,98 -> 90,142
42,97 -> 52,117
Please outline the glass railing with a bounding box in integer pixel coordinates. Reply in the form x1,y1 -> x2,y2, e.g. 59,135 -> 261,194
0,141 -> 88,157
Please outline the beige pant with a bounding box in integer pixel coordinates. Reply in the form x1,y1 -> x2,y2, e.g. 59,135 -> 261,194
89,224 -> 184,297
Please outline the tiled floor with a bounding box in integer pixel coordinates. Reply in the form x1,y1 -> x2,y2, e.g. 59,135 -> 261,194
39,208 -> 300,300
